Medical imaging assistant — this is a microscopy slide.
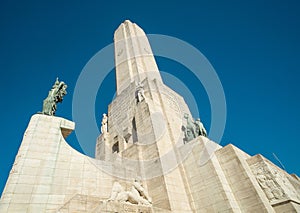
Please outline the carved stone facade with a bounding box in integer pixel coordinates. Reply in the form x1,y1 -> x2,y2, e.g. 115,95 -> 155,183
249,155 -> 300,207
252,162 -> 286,202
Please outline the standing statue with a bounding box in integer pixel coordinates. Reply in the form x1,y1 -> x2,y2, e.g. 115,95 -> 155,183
194,118 -> 207,137
183,113 -> 196,142
136,82 -> 145,102
101,113 -> 108,134
42,78 -> 67,116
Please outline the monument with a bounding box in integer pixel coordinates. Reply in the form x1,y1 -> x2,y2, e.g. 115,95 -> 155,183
41,78 -> 67,116
0,20 -> 299,212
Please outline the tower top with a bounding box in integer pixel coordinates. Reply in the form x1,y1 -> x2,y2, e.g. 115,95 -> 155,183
114,20 -> 162,95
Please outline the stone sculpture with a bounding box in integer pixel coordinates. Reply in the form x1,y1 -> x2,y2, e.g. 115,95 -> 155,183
195,118 -> 207,137
108,182 -> 128,202
42,78 -> 67,116
129,179 -> 152,205
254,164 -> 285,202
101,113 -> 108,134
136,82 -> 145,102
183,114 -> 207,143
108,180 -> 152,206
183,114 -> 196,142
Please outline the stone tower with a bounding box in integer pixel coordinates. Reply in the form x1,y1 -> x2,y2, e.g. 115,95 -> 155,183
96,20 -> 195,211
1,20 -> 300,212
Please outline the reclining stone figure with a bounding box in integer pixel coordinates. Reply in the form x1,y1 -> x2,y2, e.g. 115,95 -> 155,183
108,179 -> 152,206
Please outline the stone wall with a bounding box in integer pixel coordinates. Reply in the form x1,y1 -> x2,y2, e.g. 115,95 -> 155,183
0,115 -> 114,212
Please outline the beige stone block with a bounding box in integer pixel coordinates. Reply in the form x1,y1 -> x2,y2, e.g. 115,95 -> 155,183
71,155 -> 85,164
27,204 -> 46,212
69,169 -> 83,178
50,184 -> 68,194
57,154 -> 72,162
17,175 -> 36,185
34,185 -> 51,194
227,174 -> 249,185
41,153 -> 57,162
54,169 -> 69,178
7,203 -> 27,212
31,194 -> 48,204
36,176 -> 52,185
56,161 -> 70,170
6,174 -> 19,184
66,188 -> 81,195
48,194 -> 65,204
3,183 -> 16,194
13,184 -> 34,194
52,176 -> 69,186
11,193 -> 31,204
69,177 -> 83,187
45,203 -> 58,211
24,158 -> 41,167
70,162 -> 84,170
212,200 -> 233,212
38,167 -> 55,176
0,193 -> 13,204
25,151 -> 44,159
273,201 -> 300,212
20,166 -> 39,176
0,203 -> 9,212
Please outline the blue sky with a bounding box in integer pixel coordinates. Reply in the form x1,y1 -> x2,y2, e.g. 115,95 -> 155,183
0,0 -> 299,194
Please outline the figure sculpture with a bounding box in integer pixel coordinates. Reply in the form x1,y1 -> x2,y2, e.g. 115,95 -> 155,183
183,114 -> 208,143
194,118 -> 207,137
128,179 -> 152,205
255,166 -> 285,201
42,78 -> 67,116
108,182 -> 128,202
101,113 -> 108,134
136,82 -> 145,102
108,179 -> 152,206
183,114 -> 196,142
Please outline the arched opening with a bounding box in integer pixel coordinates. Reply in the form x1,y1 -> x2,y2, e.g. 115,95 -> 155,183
112,142 -> 119,153
132,117 -> 138,143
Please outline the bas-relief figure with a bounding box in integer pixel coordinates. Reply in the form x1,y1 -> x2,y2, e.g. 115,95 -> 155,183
256,168 -> 284,201
42,78 -> 67,116
108,179 -> 152,206
271,165 -> 300,201
252,162 -> 300,202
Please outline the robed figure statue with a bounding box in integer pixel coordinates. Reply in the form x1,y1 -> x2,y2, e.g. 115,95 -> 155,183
42,78 -> 67,116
